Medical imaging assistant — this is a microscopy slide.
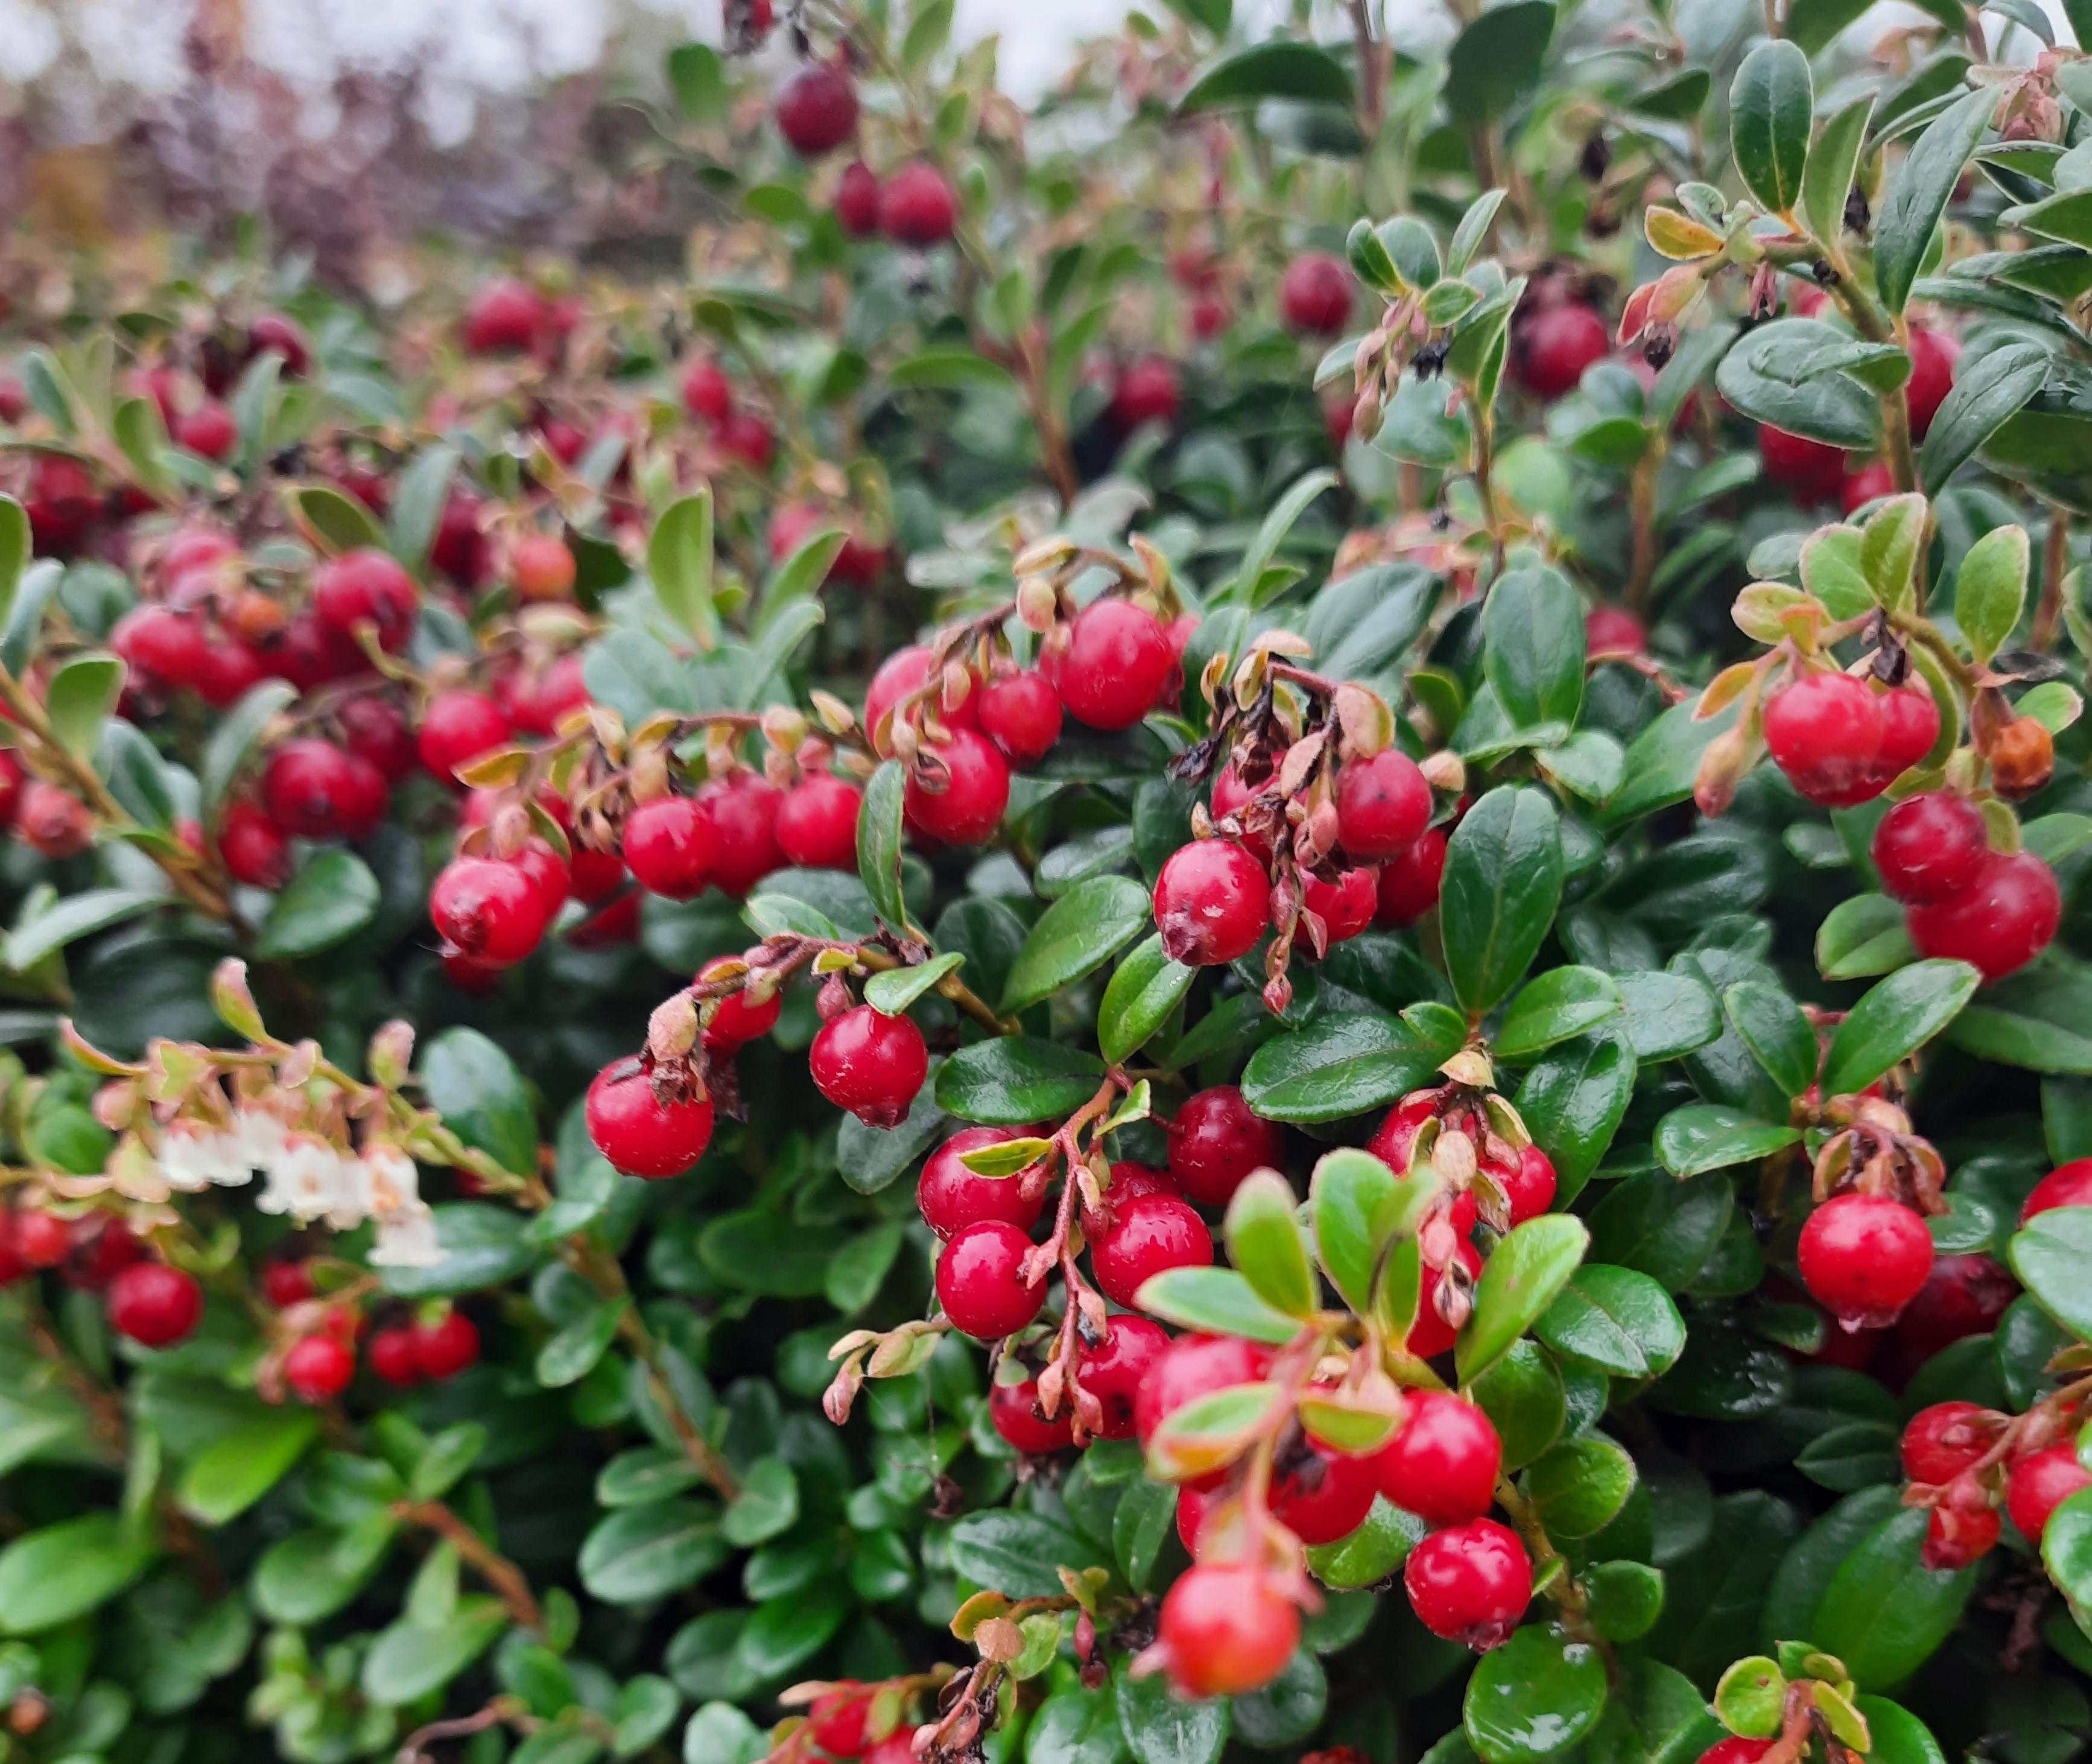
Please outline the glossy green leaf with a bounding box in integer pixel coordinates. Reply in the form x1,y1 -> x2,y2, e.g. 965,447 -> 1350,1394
45,651 -> 123,763
1003,875 -> 1152,1014
1802,95 -> 1876,250
1483,565 -> 1585,734
1525,1436 -> 1638,1537
256,849 -> 380,959
1954,523 -> 2029,665
1514,1027 -> 1637,1200
858,761 -> 911,935
1655,1104 -> 1801,1176
1133,1267 -> 1303,1346
1536,1266 -> 1686,1377
1456,1213 -> 1590,1385
1876,87 -> 1997,316
1441,787 -> 1564,1015
2010,1205 -> 2092,1338
1444,1 -> 1555,121
1178,40 -> 1353,111
1224,1171 -> 1317,1317
1822,959 -> 1980,1096
1496,966 -> 1623,1059
1463,1626 -> 1608,1764
1098,934 -> 1196,1065
1240,1012 -> 1457,1123
648,490 -> 718,647
936,1038 -> 1107,1125
1722,982 -> 1818,1100
1730,41 -> 1813,215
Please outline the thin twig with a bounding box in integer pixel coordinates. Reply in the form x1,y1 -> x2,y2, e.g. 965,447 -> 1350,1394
394,1501 -> 545,1632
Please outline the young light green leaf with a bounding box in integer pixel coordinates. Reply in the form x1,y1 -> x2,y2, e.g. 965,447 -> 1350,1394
1954,523 -> 2029,665
865,951 -> 965,1016
1223,1171 -> 1318,1318
648,490 -> 719,649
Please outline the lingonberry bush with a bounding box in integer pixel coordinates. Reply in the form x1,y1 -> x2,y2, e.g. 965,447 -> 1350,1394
7,2 -> 2092,1764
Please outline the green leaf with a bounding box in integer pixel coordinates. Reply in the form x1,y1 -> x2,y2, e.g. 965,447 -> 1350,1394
936,1038 -> 1107,1125
2041,1485 -> 2092,1613
1655,1104 -> 1802,1176
1496,967 -> 1623,1059
1731,41 -> 1814,216
1133,1266 -> 1303,1346
1953,524 -> 2029,664
360,1596 -> 507,1705
0,1514 -> 153,1634
252,1516 -> 396,1625
1525,1436 -> 1638,1537
1921,341 -> 2051,493
1306,1497 -> 1427,1590
1224,1172 -> 1318,1318
1463,1627 -> 1609,1764
286,483 -> 387,555
1117,1657 -> 1231,1764
580,1503 -> 729,1604
1470,1339 -> 1567,1470
1441,787 -> 1564,1015
1604,700 -> 1739,828
1178,40 -> 1354,112
1589,1172 -> 1736,1292
1722,982 -> 1818,1100
0,497 -> 28,634
887,347 -> 1018,391
858,761 -> 911,934
409,1424 -> 487,1501
1230,469 -> 1339,606
1483,565 -> 1586,734
45,651 -> 124,763
1309,1147 -> 1401,1318
1951,960 -> 2092,1072
649,490 -> 718,648
1818,893 -> 1918,980
1715,320 -> 1880,448
948,1511 -> 1104,1599
200,679 -> 297,813
537,1296 -> 629,1389
1456,1213 -> 1590,1385
1811,1507 -> 1976,1687
721,1457 -> 800,1548
1854,1698 -> 1948,1764
177,1411 -> 320,1524
1822,959 -> 1979,1096
864,951 -> 965,1017
2009,1205 -> 2092,1339
422,1027 -> 539,1176
666,42 -> 725,121
1030,1676 -> 1130,1764
1445,1 -> 1555,121
1802,95 -> 1877,250
1876,86 -> 1997,316
1003,875 -> 1152,1014
255,849 -> 380,959
901,0 -> 954,74
1536,1266 -> 1686,1377
1098,935 -> 1196,1066
4,887 -> 163,972
1240,1011 -> 1461,1123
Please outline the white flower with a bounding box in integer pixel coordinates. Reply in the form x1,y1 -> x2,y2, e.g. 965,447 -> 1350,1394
369,1199 -> 443,1269
158,1120 -> 250,1192
259,1133 -> 358,1223
361,1143 -> 420,1216
230,1103 -> 294,1173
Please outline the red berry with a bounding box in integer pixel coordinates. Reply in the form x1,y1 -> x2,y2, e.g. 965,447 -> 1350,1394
1922,1500 -> 2000,1570
1873,684 -> 1941,782
247,313 -> 312,376
1297,868 -> 1378,945
262,740 -> 389,840
1209,764 -> 1270,860
512,535 -> 576,603
720,411 -> 776,470
419,691 -> 513,783
775,771 -> 863,870
463,279 -> 546,354
977,671 -> 1063,767
337,693 -> 417,783
1167,1087 -> 1284,1207
192,639 -> 268,710
1111,1162 -> 1182,1202
1375,1390 -> 1501,1524
106,1262 -> 204,1348
1367,1094 -> 1438,1175
1514,303 -> 1611,401
1338,749 -> 1431,860
1763,673 -> 1887,807
1091,1192 -> 1213,1309
682,357 -> 733,426
808,1690 -> 869,1759
2022,1159 -> 2092,1223
880,160 -> 957,246
1907,850 -> 2059,983
430,857 -> 549,968
936,1219 -> 1046,1339
16,782 -> 94,858
1111,357 -> 1181,430
1758,425 -> 1848,501
1274,1442 -> 1378,1545
991,1375 -> 1076,1453
904,730 -> 1010,846
412,1310 -> 481,1381
0,1219 -> 25,1288
1697,1742 -> 1775,1764
624,798 -> 715,899
0,750 -> 22,829
314,548 -> 419,653
368,1325 -> 422,1388
586,1057 -> 715,1179
1191,294 -> 1231,341
1895,1252 -> 2016,1363
1902,1401 -> 1997,1483
1053,600 -> 1176,731
1800,1192 -> 1935,1330
112,605 -> 209,691
1403,1518 -> 1532,1649
11,1211 -> 66,1269
1842,460 -> 1895,515
1585,606 -> 1646,657
1154,840 -> 1271,966
1873,792 -> 1987,904
696,775 -> 785,896
810,1005 -> 929,1129
260,1258 -> 314,1307
1409,1240 -> 1482,1359
1158,1564 -> 1300,1698
1497,1145 -> 1557,1225
218,801 -> 291,888
775,62 -> 859,156
25,455 -> 100,554
1135,1333 -> 1275,1448
918,1127 -> 1046,1240
865,646 -> 978,755
285,1333 -> 356,1403
2007,1444 -> 2091,1542
698,959 -> 781,1055
1375,828 -> 1448,925
1279,253 -> 1354,337
1906,326 -> 1960,441
836,162 -> 883,235
1082,1315 -> 1171,1440
175,399 -> 238,461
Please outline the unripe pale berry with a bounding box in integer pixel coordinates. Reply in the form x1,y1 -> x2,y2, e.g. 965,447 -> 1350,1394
1799,1191 -> 1935,1330
810,1005 -> 928,1129
1154,840 -> 1270,966
1090,1192 -> 1212,1309
1167,1086 -> 1284,1207
935,1219 -> 1046,1339
586,1057 -> 715,1179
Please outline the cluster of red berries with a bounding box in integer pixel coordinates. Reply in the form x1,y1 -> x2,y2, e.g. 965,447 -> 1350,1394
799,1683 -> 916,1764
680,354 -> 778,471
460,278 -> 579,361
261,1258 -> 480,1402
1900,1397 -> 2091,1569
0,1209 -> 201,1350
833,159 -> 959,247
1871,790 -> 2060,983
1153,744 -> 1444,969
1762,670 -> 1940,811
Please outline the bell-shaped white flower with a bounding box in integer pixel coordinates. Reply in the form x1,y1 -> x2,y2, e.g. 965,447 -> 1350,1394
369,1199 -> 443,1269
159,1119 -> 248,1192
259,1132 -> 354,1223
